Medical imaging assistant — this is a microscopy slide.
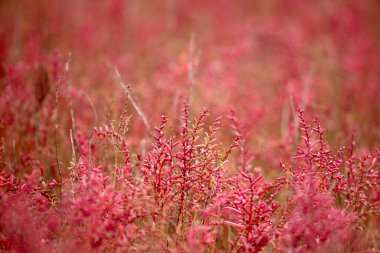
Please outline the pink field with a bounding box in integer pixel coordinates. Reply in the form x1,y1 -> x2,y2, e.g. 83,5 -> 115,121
0,1 -> 379,252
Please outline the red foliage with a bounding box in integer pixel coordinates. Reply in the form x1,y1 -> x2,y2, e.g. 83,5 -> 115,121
0,0 -> 379,252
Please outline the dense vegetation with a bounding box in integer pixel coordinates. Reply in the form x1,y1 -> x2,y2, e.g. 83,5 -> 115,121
0,1 -> 379,252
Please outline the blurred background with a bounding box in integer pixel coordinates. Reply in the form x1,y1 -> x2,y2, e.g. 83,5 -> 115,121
1,0 -> 380,175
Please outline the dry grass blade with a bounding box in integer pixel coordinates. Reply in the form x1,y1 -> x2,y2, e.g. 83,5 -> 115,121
114,67 -> 153,136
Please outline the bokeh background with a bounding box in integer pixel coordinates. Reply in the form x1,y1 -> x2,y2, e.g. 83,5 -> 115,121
1,0 -> 380,179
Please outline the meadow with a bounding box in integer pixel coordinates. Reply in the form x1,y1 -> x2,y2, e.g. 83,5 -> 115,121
0,1 -> 379,252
